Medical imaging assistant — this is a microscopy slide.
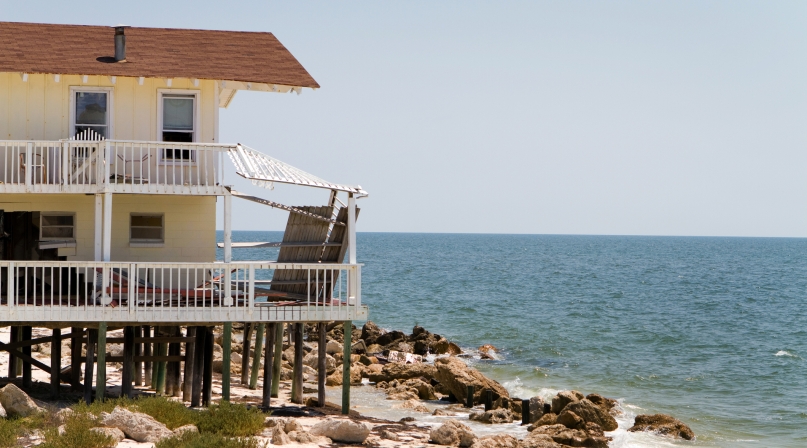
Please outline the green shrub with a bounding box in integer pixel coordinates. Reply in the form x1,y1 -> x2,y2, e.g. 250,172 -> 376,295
38,412 -> 114,448
195,402 -> 264,437
71,397 -> 132,417
0,419 -> 20,448
131,396 -> 197,430
156,432 -> 264,448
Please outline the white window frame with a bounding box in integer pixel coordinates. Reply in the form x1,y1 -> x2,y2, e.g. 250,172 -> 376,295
157,89 -> 200,165
129,213 -> 165,247
69,86 -> 114,140
39,212 -> 76,241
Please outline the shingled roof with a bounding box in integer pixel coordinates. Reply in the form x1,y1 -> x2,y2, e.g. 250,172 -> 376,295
0,22 -> 319,88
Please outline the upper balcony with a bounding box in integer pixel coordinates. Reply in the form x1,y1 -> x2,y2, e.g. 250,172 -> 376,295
0,139 -> 367,197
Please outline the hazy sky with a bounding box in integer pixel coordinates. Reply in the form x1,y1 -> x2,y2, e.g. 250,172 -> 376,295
4,1 -> 807,236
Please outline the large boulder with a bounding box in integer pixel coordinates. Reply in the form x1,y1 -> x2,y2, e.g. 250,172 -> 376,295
90,427 -> 125,443
556,409 -> 584,429
550,390 -> 583,414
100,406 -> 173,443
470,434 -> 519,448
528,412 -> 557,430
586,394 -> 618,415
0,384 -> 41,417
309,419 -> 370,444
433,356 -> 509,405
367,362 -> 437,383
302,352 -> 337,372
530,424 -> 608,448
469,408 -> 514,424
519,433 -> 563,448
430,419 -> 477,447
360,321 -> 384,346
563,399 -> 618,431
528,396 -> 545,423
271,425 -> 292,445
376,330 -> 407,347
628,414 -> 695,440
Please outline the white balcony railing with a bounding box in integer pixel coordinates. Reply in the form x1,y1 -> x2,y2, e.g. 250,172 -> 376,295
0,261 -> 365,323
0,140 -> 232,194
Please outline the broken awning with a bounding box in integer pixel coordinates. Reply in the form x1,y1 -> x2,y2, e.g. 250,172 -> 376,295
228,144 -> 368,196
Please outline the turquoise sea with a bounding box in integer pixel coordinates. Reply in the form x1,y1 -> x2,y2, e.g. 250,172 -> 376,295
220,232 -> 807,447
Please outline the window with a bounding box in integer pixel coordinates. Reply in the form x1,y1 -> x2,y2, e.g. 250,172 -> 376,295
40,213 -> 75,240
71,89 -> 111,139
130,214 -> 164,244
160,93 -> 197,162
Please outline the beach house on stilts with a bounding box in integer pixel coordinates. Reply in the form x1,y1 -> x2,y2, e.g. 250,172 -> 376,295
0,22 -> 366,412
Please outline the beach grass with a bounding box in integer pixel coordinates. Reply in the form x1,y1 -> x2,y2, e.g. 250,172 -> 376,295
155,432 -> 265,448
194,401 -> 265,437
38,412 -> 114,448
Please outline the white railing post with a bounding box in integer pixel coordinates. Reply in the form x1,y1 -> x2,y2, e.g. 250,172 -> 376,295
61,142 -> 69,187
129,263 -> 136,314
7,262 -> 14,308
103,141 -> 111,187
347,193 -> 358,305
223,194 -> 232,263
24,142 -> 32,187
248,264 -> 255,314
102,192 -> 112,262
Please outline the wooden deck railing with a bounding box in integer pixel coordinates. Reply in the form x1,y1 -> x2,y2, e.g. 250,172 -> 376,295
0,261 -> 364,324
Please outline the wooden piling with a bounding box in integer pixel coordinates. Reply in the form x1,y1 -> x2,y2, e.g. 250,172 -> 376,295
50,328 -> 61,398
122,326 -> 134,398
8,326 -> 17,378
96,322 -> 107,401
202,326 -> 213,406
466,385 -> 475,408
133,326 -> 142,387
22,326 -> 32,389
341,321 -> 351,414
167,327 -> 181,397
191,326 -> 205,407
271,323 -> 282,398
249,324 -> 265,390
84,329 -> 96,404
241,323 -> 252,385
70,327 -> 82,390
183,327 -> 197,402
521,399 -> 530,425
155,340 -> 167,395
262,323 -> 275,408
143,326 -> 152,387
484,389 -> 493,411
291,323 -> 304,404
317,322 -> 326,407
221,323 -> 232,401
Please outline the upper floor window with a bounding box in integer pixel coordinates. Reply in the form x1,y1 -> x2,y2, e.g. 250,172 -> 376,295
160,92 -> 197,162
71,88 -> 111,140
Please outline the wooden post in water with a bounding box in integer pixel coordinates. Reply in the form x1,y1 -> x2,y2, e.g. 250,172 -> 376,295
271,323 -> 283,397
133,326 -> 142,387
190,326 -> 205,407
291,323 -> 304,404
221,323 -> 232,401
84,329 -> 97,404
317,322 -> 326,407
484,389 -> 493,411
70,327 -> 82,390
96,322 -> 107,401
262,323 -> 275,408
241,323 -> 252,385
183,327 -> 196,402
50,328 -> 61,398
122,326 -> 134,398
8,326 -> 17,378
341,321 -> 351,414
22,326 -> 32,389
521,399 -> 530,425
249,324 -> 265,390
466,385 -> 475,408
143,326 -> 152,387
202,326 -> 213,406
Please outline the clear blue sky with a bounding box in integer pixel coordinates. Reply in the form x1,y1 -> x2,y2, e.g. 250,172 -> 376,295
4,1 -> 807,236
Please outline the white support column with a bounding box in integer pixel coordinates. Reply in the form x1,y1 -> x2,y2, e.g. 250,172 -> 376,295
103,192 -> 112,262
94,194 -> 103,261
223,193 -> 232,263
347,193 -> 357,264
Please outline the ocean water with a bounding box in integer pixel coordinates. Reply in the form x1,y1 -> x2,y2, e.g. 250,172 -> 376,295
221,232 -> 807,447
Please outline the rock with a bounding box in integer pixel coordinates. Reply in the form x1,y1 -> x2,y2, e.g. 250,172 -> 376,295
469,408 -> 514,424
386,386 -> 419,401
172,425 -> 198,437
90,427 -> 125,443
585,394 -> 618,414
530,424 -> 608,448
363,363 -> 383,377
380,429 -> 400,441
402,378 -> 437,400
55,408 -> 73,424
628,414 -> 695,440
0,384 -> 41,417
433,339 -> 461,355
367,343 -> 383,353
433,356 -> 509,405
400,416 -> 416,423
280,368 -> 294,381
361,321 -> 384,345
528,396 -> 545,423
289,430 -> 318,444
550,390 -> 583,414
326,370 -> 343,386
212,359 -> 241,375
395,399 -> 430,413
358,354 -> 374,366
325,340 -> 342,354
528,413 -> 557,430
302,352 -> 337,371
470,434 -> 519,448
519,433 -> 563,448
284,419 -> 303,434
271,425 -> 292,445
494,396 -> 521,414
376,330 -> 406,347
310,419 -> 370,443
478,344 -> 499,359
430,419 -> 477,447
100,406 -> 174,442
367,362 -> 437,383
584,422 -> 604,437
433,408 -> 456,416
264,417 -> 288,428
557,409 -> 584,429
563,398 -> 618,431
386,341 -> 413,353
351,339 -> 367,354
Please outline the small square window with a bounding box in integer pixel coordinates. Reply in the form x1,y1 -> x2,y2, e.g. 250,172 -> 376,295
40,213 -> 75,240
130,214 -> 164,243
